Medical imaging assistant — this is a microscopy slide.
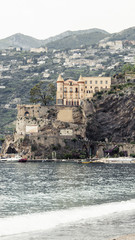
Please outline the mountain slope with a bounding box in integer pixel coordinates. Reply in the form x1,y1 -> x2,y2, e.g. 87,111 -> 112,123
107,26 -> 135,41
0,33 -> 43,50
0,27 -> 135,50
0,29 -> 109,50
45,29 -> 110,49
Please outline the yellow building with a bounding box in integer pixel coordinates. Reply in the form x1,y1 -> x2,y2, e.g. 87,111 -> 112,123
56,74 -> 111,106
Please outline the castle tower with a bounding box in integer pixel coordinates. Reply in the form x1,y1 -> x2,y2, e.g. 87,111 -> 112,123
56,74 -> 64,105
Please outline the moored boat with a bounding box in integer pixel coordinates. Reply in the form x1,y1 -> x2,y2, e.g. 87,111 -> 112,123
18,158 -> 27,162
98,157 -> 134,163
0,155 -> 27,163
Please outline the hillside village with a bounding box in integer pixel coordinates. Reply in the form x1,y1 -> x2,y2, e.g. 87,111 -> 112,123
0,28 -> 135,136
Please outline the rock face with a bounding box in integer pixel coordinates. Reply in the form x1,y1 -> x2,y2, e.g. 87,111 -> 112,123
86,86 -> 135,143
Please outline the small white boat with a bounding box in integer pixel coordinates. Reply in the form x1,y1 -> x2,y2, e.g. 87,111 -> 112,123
0,155 -> 27,162
99,157 -> 134,163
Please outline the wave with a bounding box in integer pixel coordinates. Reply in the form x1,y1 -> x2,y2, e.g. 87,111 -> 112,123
0,199 -> 135,237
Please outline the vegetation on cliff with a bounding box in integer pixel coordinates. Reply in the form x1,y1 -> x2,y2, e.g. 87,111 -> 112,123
30,82 -> 56,105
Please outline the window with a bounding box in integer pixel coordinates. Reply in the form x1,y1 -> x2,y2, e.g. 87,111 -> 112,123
58,99 -> 63,104
70,82 -> 72,86
70,87 -> 73,93
75,88 -> 78,93
95,81 -> 97,84
24,111 -> 29,117
85,81 -> 87,84
85,86 -> 87,89
95,87 -> 99,92
64,87 -> 67,92
106,81 -> 108,84
100,81 -> 103,84
90,81 -> 92,84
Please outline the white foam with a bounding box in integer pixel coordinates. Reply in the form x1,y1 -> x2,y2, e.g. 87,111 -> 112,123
0,199 -> 135,237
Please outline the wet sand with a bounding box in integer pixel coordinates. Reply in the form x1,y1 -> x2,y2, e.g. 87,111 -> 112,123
111,234 -> 135,240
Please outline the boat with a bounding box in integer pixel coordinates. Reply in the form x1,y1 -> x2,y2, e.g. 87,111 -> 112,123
18,158 -> 27,163
0,155 -> 27,163
98,157 -> 134,164
78,158 -> 104,164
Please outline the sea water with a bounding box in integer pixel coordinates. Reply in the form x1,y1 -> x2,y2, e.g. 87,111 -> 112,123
0,162 -> 135,239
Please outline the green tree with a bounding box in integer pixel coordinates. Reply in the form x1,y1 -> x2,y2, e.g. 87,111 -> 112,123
30,82 -> 56,105
122,63 -> 135,73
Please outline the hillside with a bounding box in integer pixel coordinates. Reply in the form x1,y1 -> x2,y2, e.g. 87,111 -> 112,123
0,29 -> 109,50
0,26 -> 135,136
0,33 -> 44,50
46,30 -> 109,50
107,27 -> 135,42
0,27 -> 135,50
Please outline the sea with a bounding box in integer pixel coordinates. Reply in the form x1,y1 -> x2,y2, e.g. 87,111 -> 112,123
0,162 -> 135,240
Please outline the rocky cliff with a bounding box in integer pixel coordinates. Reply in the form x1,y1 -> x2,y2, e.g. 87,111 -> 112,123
86,83 -> 135,144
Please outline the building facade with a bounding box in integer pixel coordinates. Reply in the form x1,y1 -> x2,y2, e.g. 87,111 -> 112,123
56,75 -> 111,106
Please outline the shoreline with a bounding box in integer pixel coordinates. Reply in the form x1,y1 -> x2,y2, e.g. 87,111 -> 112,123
110,234 -> 135,240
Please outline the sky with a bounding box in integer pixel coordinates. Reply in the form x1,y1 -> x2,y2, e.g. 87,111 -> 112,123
0,0 -> 135,40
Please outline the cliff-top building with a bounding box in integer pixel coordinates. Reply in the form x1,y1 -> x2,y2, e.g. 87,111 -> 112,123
56,75 -> 111,106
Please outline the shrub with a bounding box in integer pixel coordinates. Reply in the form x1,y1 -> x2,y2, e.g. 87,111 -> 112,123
119,93 -> 124,97
72,138 -> 77,143
130,153 -> 135,158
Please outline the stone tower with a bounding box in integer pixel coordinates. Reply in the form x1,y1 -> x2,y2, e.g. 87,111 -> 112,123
56,74 -> 64,105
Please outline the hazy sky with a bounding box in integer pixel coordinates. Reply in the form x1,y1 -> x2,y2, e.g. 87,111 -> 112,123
1,0 -> 135,40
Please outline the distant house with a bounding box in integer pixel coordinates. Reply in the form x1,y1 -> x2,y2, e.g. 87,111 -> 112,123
125,73 -> 135,82
99,41 -> 123,50
30,47 -> 47,53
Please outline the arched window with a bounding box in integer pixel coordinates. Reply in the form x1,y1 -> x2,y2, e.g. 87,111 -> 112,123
24,111 -> 30,117
95,87 -> 99,92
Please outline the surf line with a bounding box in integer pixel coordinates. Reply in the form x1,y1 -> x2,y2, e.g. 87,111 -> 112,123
0,199 -> 135,236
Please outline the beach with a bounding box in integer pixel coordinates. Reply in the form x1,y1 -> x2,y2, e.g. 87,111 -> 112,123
110,234 -> 135,240
0,162 -> 135,240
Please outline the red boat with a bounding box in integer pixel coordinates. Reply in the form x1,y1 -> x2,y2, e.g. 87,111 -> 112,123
18,158 -> 27,163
